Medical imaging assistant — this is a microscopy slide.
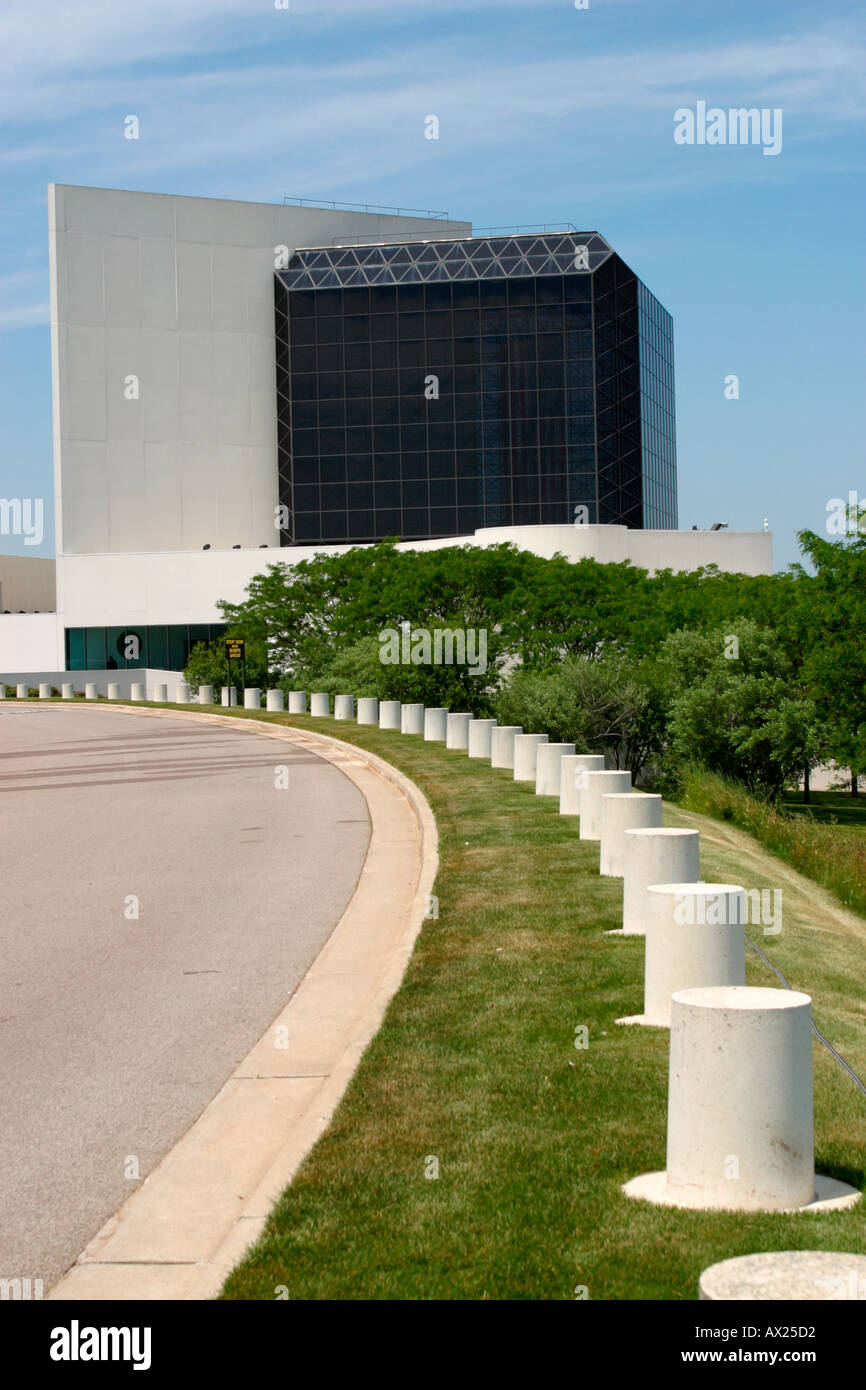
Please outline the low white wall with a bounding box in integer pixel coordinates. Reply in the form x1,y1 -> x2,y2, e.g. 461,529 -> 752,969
472,525 -> 773,575
56,525 -> 774,631
0,667 -> 183,697
0,613 -> 63,673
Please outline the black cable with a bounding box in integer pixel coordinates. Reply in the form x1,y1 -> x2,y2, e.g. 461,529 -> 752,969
744,931 -> 866,1098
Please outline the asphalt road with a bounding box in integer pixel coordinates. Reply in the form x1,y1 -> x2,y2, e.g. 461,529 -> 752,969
0,705 -> 370,1292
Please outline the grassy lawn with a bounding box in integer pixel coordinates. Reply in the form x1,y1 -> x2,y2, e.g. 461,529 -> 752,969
177,708 -> 866,1301
782,789 -> 866,832
23,700 -> 864,1297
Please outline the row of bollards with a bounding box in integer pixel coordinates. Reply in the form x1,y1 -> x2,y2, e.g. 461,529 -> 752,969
287,690 -> 862,1287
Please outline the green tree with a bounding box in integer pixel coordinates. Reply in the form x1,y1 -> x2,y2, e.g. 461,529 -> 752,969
794,514 -> 866,792
659,621 -> 825,798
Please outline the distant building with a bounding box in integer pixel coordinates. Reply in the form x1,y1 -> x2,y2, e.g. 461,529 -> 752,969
275,229 -> 677,543
0,185 -> 771,681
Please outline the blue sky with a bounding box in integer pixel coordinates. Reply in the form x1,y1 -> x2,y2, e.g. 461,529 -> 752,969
0,0 -> 863,567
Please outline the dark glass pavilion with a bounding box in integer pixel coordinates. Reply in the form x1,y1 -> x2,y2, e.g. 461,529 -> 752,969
274,230 -> 676,545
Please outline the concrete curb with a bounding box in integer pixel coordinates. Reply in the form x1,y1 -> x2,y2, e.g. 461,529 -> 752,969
46,705 -> 439,1301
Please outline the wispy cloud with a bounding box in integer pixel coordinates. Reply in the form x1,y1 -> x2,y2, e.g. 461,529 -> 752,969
0,301 -> 49,329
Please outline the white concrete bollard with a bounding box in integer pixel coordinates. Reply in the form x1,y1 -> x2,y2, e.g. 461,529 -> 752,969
334,694 -> 354,720
266,689 -> 285,712
513,733 -> 549,782
61,684 -> 75,700
108,683 -> 121,700
357,697 -> 379,725
198,685 -> 214,705
468,718 -> 497,759
619,883 -> 746,1028
154,684 -> 168,703
623,985 -> 861,1213
599,793 -> 663,877
579,770 -> 632,840
490,725 -> 522,769
446,712 -> 473,750
85,684 -> 99,700
175,683 -> 190,704
38,684 -> 52,699
559,754 -> 606,816
310,692 -> 330,717
131,683 -> 146,701
699,1250 -> 866,1301
401,703 -> 425,735
244,688 -> 261,710
379,700 -> 402,730
621,828 -> 700,936
0,685 -> 5,699
424,708 -> 448,741
221,687 -> 237,707
536,742 -> 575,796
288,691 -> 307,714
16,684 -> 28,699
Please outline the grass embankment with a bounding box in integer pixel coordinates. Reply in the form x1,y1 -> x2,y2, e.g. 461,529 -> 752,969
679,767 -> 866,920
200,711 -> 866,1301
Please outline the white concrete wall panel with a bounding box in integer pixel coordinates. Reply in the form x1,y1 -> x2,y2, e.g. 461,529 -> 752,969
50,184 -> 470,556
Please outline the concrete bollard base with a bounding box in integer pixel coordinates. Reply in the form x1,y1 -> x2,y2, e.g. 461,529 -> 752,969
623,1170 -> 860,1214
699,1250 -> 866,1300
624,985 -> 862,1214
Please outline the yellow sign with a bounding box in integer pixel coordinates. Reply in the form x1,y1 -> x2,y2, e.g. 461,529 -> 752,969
225,638 -> 245,660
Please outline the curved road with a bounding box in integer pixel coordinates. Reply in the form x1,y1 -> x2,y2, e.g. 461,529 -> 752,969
0,705 -> 370,1292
